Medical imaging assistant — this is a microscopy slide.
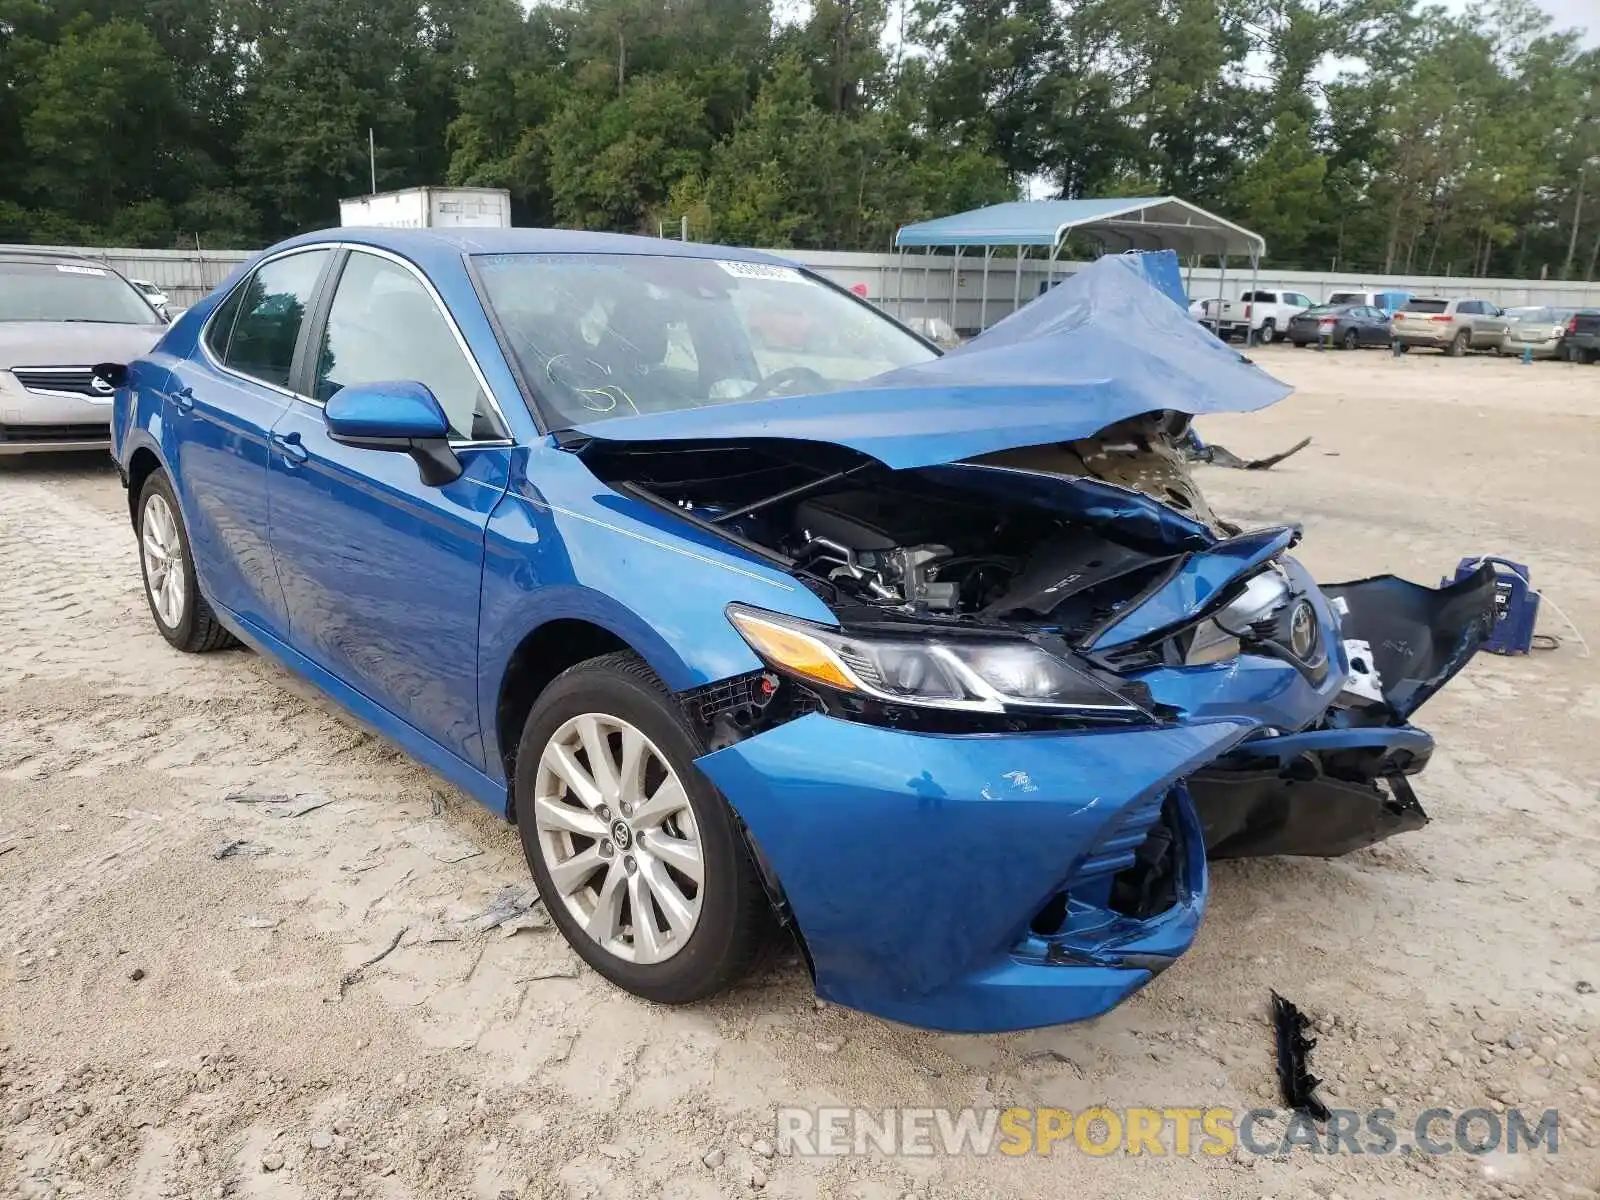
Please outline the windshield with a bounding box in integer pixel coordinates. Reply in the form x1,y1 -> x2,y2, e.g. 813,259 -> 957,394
472,252 -> 936,426
0,260 -> 160,324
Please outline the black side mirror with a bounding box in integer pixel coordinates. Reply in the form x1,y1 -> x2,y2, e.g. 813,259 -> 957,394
91,362 -> 128,390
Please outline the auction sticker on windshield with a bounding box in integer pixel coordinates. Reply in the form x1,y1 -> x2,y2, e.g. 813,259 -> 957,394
716,260 -> 803,283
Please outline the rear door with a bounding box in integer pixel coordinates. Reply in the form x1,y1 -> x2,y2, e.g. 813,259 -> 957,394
264,247 -> 515,768
166,248 -> 335,636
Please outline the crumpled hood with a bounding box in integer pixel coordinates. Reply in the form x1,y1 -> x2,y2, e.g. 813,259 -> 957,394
568,250 -> 1292,471
0,321 -> 167,370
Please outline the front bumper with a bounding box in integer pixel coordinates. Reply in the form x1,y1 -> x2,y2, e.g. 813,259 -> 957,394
0,373 -> 114,454
697,713 -> 1253,1032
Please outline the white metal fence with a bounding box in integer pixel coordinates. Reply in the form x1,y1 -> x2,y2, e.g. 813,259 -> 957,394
12,242 -> 1599,331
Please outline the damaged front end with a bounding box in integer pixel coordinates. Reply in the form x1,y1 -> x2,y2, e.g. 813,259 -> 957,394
544,250 -> 1496,1030
566,415 -> 1493,1029
573,406 -> 1495,869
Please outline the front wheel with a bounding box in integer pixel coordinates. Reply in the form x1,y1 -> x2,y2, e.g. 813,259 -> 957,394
137,471 -> 238,652
514,651 -> 772,1004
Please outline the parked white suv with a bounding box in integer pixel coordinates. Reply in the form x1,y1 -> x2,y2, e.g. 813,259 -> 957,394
1200,290 -> 1314,343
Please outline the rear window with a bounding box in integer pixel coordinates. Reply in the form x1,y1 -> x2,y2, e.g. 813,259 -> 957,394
1327,293 -> 1364,305
1304,305 -> 1345,316
0,260 -> 160,324
1402,299 -> 1449,314
1241,291 -> 1276,302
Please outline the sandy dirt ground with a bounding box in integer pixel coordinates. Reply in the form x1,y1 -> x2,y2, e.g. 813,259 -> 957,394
2,347 -> 1599,1200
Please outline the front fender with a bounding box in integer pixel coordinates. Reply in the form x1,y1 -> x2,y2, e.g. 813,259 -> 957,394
477,445 -> 841,776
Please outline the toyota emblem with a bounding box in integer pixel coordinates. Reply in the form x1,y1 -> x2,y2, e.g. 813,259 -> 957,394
1288,600 -> 1317,659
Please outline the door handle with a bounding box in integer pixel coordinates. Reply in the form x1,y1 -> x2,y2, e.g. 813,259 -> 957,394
170,385 -> 195,412
269,430 -> 309,466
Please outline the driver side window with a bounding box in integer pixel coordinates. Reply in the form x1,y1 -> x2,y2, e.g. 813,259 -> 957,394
315,252 -> 504,441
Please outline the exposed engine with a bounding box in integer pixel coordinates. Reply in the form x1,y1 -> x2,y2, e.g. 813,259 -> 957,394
575,413 -> 1221,639
785,489 -> 1021,615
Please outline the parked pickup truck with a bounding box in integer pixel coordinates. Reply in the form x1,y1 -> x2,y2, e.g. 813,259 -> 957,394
1199,290 -> 1314,343
1559,310 -> 1600,363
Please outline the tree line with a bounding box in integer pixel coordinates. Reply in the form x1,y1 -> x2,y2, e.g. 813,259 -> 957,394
0,0 -> 1596,277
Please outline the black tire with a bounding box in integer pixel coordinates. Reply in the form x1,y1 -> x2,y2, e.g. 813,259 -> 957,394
513,650 -> 772,1005
1258,319 -> 1276,345
136,470 -> 238,653
1446,329 -> 1469,357
1341,329 -> 1358,350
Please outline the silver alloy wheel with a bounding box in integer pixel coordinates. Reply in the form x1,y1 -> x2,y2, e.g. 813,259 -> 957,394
141,493 -> 186,630
533,713 -> 704,965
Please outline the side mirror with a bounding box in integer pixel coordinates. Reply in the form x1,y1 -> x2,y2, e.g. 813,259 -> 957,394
91,362 -> 128,390
323,380 -> 461,487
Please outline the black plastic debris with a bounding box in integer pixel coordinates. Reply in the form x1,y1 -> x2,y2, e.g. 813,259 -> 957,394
1271,991 -> 1331,1120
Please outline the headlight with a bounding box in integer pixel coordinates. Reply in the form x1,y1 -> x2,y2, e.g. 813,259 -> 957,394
1183,567 -> 1292,666
727,605 -> 1143,715
1213,568 -> 1291,635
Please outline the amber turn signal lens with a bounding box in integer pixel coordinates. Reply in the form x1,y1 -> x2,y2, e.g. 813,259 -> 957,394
726,609 -> 857,692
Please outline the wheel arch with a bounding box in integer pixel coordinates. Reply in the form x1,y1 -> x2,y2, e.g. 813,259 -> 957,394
126,443 -> 166,526
493,617 -> 636,818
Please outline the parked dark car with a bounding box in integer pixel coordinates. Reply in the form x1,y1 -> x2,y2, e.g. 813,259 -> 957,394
1285,303 -> 1392,349
1559,310 -> 1600,363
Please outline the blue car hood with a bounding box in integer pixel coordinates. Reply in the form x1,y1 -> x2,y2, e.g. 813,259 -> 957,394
567,250 -> 1292,471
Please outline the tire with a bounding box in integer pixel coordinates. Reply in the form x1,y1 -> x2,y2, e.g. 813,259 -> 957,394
513,651 -> 772,1005
1341,329 -> 1358,351
1446,330 -> 1469,357
1258,320 -> 1276,345
136,470 -> 238,653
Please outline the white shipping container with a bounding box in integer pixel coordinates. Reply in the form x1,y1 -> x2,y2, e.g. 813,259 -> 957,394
337,187 -> 512,230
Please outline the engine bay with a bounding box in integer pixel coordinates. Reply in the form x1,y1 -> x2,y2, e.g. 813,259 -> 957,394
580,415 -> 1219,644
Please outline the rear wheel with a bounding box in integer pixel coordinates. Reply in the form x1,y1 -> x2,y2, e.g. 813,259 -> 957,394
1341,329 -> 1359,350
137,471 -> 238,653
1446,329 -> 1469,357
1258,320 -> 1277,345
514,651 -> 771,1004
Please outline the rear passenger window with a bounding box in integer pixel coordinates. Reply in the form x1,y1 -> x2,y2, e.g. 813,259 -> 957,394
219,250 -> 331,389
203,282 -> 246,363
315,251 -> 504,441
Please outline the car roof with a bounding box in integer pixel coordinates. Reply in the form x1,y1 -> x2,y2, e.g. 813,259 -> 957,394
270,226 -> 801,273
0,247 -> 101,267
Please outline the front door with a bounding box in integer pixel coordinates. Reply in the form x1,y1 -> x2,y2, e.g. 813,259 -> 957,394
167,248 -> 335,636
265,248 -> 513,768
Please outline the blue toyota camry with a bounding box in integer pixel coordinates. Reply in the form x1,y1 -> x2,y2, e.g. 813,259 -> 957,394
105,229 -> 1494,1033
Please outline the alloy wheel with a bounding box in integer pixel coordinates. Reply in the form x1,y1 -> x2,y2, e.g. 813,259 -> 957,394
533,712 -> 704,964
141,493 -> 186,629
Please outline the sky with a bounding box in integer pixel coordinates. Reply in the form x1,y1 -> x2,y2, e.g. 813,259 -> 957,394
1429,0 -> 1593,43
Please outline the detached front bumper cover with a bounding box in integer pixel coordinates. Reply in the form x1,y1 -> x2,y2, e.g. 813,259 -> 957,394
1188,565 -> 1497,859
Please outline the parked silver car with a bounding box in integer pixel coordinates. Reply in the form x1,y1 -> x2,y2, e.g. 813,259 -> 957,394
1390,296 -> 1509,355
1496,306 -> 1573,359
0,250 -> 169,454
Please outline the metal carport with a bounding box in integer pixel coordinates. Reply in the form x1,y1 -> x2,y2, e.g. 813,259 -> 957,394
892,196 -> 1266,333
